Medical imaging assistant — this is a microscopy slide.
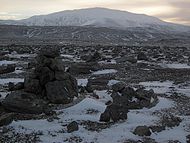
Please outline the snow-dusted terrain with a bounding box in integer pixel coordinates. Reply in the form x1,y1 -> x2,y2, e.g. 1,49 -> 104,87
1,44 -> 190,143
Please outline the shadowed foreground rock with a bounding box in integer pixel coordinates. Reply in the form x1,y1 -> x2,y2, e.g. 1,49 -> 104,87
67,121 -> 79,133
133,126 -> 151,136
2,48 -> 78,114
2,91 -> 46,114
100,82 -> 158,122
0,113 -> 14,127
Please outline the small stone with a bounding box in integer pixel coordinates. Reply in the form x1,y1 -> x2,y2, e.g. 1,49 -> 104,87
67,121 -> 79,133
149,125 -> 165,133
133,126 -> 151,136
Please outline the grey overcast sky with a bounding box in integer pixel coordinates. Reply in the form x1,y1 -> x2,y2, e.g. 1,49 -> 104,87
0,0 -> 190,25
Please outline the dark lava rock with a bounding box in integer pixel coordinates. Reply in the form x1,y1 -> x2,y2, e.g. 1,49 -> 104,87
24,77 -> 41,94
0,64 -> 15,74
39,48 -> 60,58
67,121 -> 79,133
69,62 -> 100,75
125,55 -> 137,64
49,58 -> 65,71
86,76 -> 110,91
38,67 -> 55,86
149,125 -> 165,133
8,82 -> 24,91
0,113 -> 14,127
2,91 -> 46,114
116,55 -> 137,64
121,86 -> 136,98
86,51 -> 102,62
100,104 -> 128,122
45,81 -> 74,104
161,114 -> 182,128
110,82 -> 158,112
133,126 -> 151,136
112,82 -> 126,92
55,72 -> 78,98
108,104 -> 128,122
187,135 -> 190,143
137,52 -> 148,61
99,108 -> 110,122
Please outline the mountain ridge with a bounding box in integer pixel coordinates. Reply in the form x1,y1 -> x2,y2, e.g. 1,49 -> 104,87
0,7 -> 190,33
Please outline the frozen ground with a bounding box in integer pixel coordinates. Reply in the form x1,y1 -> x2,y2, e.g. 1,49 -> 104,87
139,81 -> 190,97
7,96 -> 179,143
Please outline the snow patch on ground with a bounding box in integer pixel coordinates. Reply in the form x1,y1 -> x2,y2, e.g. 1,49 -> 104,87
0,60 -> 17,66
139,81 -> 190,97
92,69 -> 117,75
0,78 -> 24,85
107,80 -> 120,86
7,92 -> 178,143
77,78 -> 88,87
139,81 -> 173,94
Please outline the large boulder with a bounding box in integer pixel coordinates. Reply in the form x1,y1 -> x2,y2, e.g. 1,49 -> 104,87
24,77 -> 41,94
55,72 -> 78,98
45,81 -> 74,104
38,67 -> 55,86
100,104 -> 128,122
86,76 -> 110,92
0,113 -> 14,127
2,91 -> 46,114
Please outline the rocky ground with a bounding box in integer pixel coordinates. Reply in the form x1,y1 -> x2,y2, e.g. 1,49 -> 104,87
0,44 -> 190,143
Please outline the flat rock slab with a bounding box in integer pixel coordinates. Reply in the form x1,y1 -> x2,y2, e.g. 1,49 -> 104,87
2,91 -> 46,114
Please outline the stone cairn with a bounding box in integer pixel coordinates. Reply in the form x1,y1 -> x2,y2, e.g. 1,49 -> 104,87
2,48 -> 78,114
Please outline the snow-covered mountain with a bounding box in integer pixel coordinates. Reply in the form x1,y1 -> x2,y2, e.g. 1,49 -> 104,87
20,7 -> 164,27
0,7 -> 190,32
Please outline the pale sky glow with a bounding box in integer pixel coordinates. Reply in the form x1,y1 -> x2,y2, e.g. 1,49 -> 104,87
0,0 -> 190,25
